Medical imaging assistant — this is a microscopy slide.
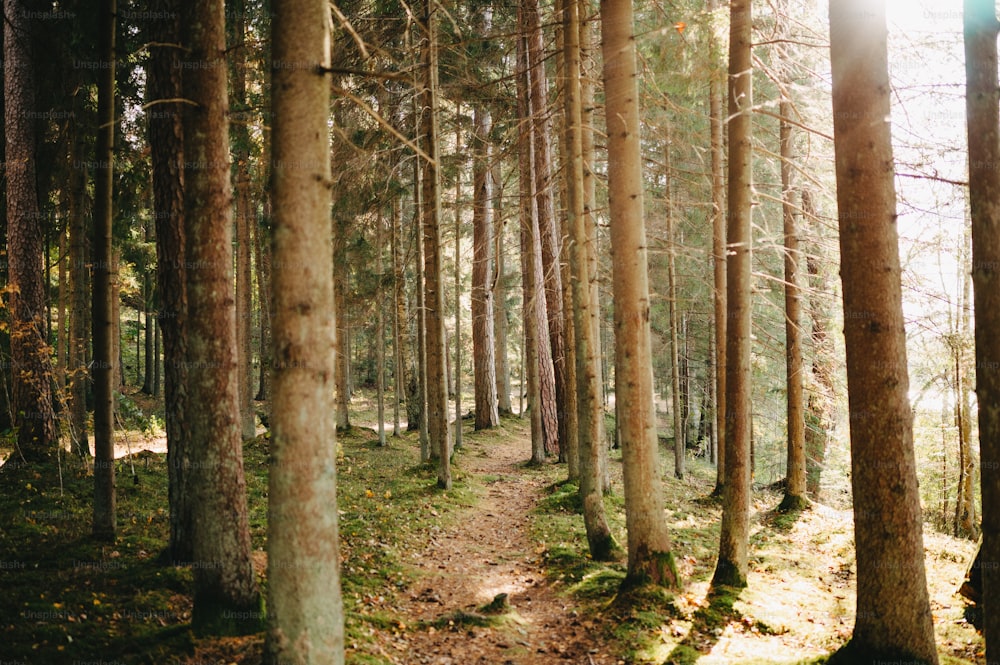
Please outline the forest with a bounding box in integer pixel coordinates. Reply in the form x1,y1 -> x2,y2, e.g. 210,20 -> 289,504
0,0 -> 997,663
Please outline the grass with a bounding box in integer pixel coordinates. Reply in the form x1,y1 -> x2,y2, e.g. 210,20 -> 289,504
0,403 -> 479,664
526,442 -> 985,665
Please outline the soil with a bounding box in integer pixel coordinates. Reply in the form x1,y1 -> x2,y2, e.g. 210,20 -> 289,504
365,435 -> 618,665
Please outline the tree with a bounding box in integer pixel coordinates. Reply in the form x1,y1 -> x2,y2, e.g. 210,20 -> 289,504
565,0 -> 616,559
713,0 -> 753,590
471,99 -> 500,430
602,0 -> 677,588
265,0 -> 344,659
3,0 -> 59,466
146,0 -> 192,563
421,0 -> 452,487
778,15 -> 807,510
91,0 -> 117,540
964,0 -> 1000,660
179,0 -> 262,634
827,0 -> 937,662
665,140 -> 684,480
708,0 -> 727,497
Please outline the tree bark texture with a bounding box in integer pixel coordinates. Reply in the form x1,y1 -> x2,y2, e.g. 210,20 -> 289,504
964,1 -> 1000,661
828,0 -> 938,661
180,0 -> 262,633
601,0 -> 677,587
266,2 -> 345,658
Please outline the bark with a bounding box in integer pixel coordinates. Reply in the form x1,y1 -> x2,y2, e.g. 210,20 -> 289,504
90,0 -> 117,540
964,1 -> 1000,661
3,0 -> 59,465
709,0 -> 727,497
453,116 -> 463,450
180,0 -> 262,633
601,0 -> 677,588
493,182 -> 513,417
565,0 -> 615,558
472,104 -> 500,430
954,229 -> 976,538
376,214 -> 387,447
265,2 -> 344,658
779,86 -> 807,511
713,0 -> 752,590
421,0 -> 452,487
333,237 -> 352,431
68,92 -> 90,458
230,0 -> 256,441
555,0 -> 580,481
827,1 -> 938,661
391,195 -> 407,436
254,199 -> 272,403
665,141 -> 684,480
803,189 -> 832,499
147,0 -> 192,562
525,0 -> 566,460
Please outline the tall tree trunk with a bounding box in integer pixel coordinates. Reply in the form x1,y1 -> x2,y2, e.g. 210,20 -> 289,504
3,0 -> 59,466
230,0 -> 256,441
565,0 -> 615,558
453,114 -> 464,449
376,213 -> 387,447
964,1 -> 1000,661
91,0 -> 117,540
333,240 -> 352,431
472,103 -> 499,430
147,0 -> 191,562
709,0 -> 727,498
779,68 -> 807,510
68,93 -> 90,458
266,2 -> 344,658
713,0 -> 752,590
254,200 -> 272,403
421,0 -> 452,487
555,0 -> 580,481
180,0 -> 262,633
954,228 -> 976,538
56,223 -> 67,398
493,165 -> 513,416
525,0 -> 566,459
602,0 -> 677,588
828,1 -> 938,661
580,4 -> 610,491
803,189 -> 832,499
665,141 -> 684,480
392,194 -> 407,436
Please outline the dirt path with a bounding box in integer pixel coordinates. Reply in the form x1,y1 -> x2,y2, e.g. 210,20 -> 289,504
372,435 -> 618,665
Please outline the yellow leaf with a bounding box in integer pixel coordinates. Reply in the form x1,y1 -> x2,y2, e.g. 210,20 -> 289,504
365,489 -> 374,498
383,490 -> 392,500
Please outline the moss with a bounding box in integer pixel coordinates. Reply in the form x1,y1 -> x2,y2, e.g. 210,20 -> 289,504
826,640 -> 935,665
710,558 -> 747,588
777,492 -> 810,515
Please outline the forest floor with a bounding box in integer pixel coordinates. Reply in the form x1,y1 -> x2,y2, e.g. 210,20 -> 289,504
0,397 -> 988,664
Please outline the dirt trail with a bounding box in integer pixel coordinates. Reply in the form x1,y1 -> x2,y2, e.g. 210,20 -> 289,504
372,435 -> 618,665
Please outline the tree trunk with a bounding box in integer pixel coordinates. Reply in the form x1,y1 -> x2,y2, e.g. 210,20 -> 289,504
955,228 -> 976,539
472,103 -> 500,430
566,0 -> 615,559
391,195 -> 405,437
665,141 -> 684,480
709,0 -> 727,498
333,241 -> 352,431
230,0 -> 256,441
453,114 -> 464,449
556,0 -> 580,481
713,0 -> 752,590
803,189 -> 832,499
68,91 -> 90,458
90,0 -> 117,540
254,200 -> 272,403
827,1 -> 938,661
376,213 -> 387,447
525,0 -> 566,460
779,73 -> 807,511
3,0 -> 59,466
601,0 -> 677,588
964,1 -> 1000,661
266,2 -> 344,658
180,0 -> 262,633
421,0 -> 452,487
493,164 -> 513,416
147,0 -> 191,562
